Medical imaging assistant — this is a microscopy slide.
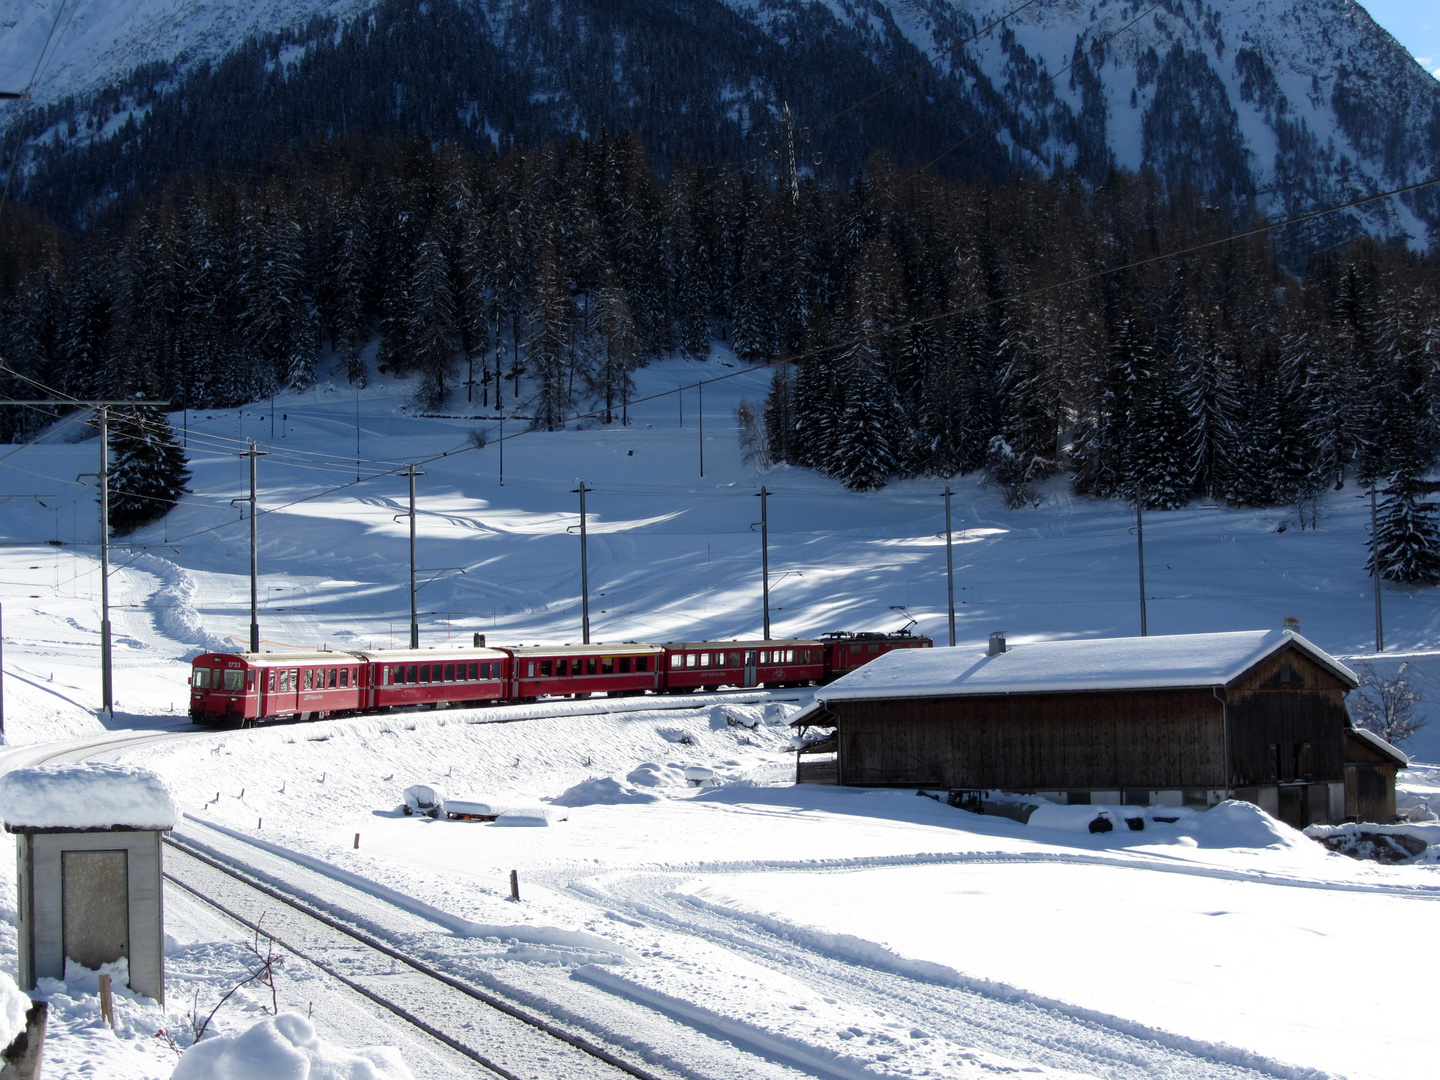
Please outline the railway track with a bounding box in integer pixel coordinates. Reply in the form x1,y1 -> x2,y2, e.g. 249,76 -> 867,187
163,836 -> 673,1080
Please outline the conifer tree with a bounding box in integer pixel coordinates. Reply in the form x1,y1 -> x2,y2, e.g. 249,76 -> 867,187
108,406 -> 191,536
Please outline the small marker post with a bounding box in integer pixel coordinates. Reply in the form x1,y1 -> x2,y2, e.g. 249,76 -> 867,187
353,833 -> 360,849
509,869 -> 520,901
98,973 -> 114,1028
257,818 -> 262,830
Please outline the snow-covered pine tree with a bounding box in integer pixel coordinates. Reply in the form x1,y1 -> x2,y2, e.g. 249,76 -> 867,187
405,230 -> 459,410
527,235 -> 573,431
762,363 -> 794,466
108,405 -> 191,536
1368,478 -> 1440,585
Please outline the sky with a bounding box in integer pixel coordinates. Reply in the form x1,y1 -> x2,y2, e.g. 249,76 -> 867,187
1360,1 -> 1440,77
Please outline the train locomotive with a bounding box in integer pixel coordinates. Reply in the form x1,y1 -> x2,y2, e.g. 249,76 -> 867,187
188,630 -> 931,726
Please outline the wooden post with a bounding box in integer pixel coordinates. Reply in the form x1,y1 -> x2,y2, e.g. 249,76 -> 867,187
353,833 -> 360,849
98,974 -> 114,1028
509,869 -> 519,901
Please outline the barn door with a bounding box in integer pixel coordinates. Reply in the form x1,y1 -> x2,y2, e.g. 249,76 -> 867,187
744,650 -> 758,687
62,849 -> 129,972
1277,785 -> 1305,829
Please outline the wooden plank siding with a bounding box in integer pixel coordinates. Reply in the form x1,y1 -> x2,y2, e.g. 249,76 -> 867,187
1224,646 -> 1350,787
834,688 -> 1226,790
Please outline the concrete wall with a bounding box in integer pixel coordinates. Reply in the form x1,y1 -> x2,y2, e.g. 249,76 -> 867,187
15,830 -> 164,1003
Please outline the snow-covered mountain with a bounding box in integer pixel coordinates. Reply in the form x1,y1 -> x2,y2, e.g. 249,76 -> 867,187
3,0 -> 1437,243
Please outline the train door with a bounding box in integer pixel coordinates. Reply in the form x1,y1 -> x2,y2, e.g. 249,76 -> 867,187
744,650 -> 758,687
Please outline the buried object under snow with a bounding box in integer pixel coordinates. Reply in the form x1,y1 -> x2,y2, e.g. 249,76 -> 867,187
170,1011 -> 414,1080
401,784 -> 445,817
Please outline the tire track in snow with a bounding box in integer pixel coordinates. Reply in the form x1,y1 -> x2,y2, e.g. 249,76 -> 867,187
568,872 -> 1331,1080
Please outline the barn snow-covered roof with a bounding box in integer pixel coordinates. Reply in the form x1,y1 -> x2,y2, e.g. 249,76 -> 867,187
815,629 -> 1358,703
1347,726 -> 1409,766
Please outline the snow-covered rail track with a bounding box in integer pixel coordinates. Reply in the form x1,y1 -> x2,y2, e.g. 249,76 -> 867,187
163,839 -> 671,1080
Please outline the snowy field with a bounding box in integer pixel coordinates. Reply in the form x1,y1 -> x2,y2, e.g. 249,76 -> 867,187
2,349 -> 1439,1078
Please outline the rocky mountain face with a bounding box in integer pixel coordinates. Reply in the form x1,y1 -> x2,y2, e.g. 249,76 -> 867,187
2,0 -> 1437,243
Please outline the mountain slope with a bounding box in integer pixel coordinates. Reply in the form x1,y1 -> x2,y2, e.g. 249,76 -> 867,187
3,0 -> 1437,244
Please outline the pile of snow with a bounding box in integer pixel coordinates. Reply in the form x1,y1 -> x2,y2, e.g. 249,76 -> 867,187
1027,800 -> 1312,850
0,971 -> 29,1050
493,806 -> 565,827
0,763 -> 176,831
625,762 -> 689,788
171,1012 -> 414,1080
550,777 -> 660,807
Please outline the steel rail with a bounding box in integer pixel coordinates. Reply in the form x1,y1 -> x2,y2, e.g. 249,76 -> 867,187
163,837 -> 669,1080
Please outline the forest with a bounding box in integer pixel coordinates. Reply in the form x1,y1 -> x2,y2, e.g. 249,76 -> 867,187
1,130 -> 1438,574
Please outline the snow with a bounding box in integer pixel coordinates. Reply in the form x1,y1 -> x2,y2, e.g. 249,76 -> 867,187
3,355 -> 1440,1078
0,970 -> 29,1051
0,763 -> 176,831
170,1012 -> 414,1080
817,628 -> 1357,701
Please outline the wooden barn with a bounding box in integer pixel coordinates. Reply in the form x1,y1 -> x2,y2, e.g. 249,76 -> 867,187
792,629 -> 1396,829
1344,727 -> 1408,822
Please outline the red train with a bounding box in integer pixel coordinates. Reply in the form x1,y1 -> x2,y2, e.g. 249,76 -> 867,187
188,630 -> 931,725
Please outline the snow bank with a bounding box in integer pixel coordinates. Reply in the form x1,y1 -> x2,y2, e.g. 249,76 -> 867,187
551,777 -> 660,807
0,971 -> 29,1051
493,805 -> 565,827
170,1012 -> 414,1080
441,796 -> 507,819
1027,800 -> 1311,850
0,763 -> 176,830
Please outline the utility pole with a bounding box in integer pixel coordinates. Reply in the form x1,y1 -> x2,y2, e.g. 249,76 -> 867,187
406,465 -> 424,649
698,382 -> 704,477
1134,495 -> 1148,637
3,398 -> 164,715
755,486 -> 771,639
236,443 -> 269,653
572,481 -> 594,644
941,487 -> 956,647
498,413 -> 504,487
1371,483 -> 1384,652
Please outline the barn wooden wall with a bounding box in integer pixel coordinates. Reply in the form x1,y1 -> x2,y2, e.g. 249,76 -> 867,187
1226,649 -> 1350,786
834,687 -> 1226,790
830,643 -> 1355,794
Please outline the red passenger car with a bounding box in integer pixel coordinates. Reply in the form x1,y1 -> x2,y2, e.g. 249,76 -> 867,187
820,631 -> 932,680
660,639 -> 825,691
363,646 -> 511,710
504,643 -> 663,699
189,650 -> 366,724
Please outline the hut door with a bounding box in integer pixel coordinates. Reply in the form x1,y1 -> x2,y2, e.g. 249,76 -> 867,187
743,650 -> 758,687
62,850 -> 129,972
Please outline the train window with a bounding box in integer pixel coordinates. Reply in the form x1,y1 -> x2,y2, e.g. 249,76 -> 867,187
325,669 -> 334,688
224,669 -> 244,691
557,658 -> 569,676
729,652 -> 741,667
586,658 -> 597,675
868,644 -> 879,654
699,653 -> 710,667
636,656 -> 648,673
392,666 -> 403,684
620,657 -> 632,674
527,662 -> 535,677
340,668 -> 349,688
785,649 -> 795,662
405,665 -> 416,683
760,651 -> 770,664
468,663 -> 478,680
194,669 -> 210,688
303,670 -> 312,691
267,670 -> 275,692
685,653 -> 697,668
444,663 -> 455,682
602,657 -> 614,674
540,660 -> 553,677
850,644 -> 862,655
420,664 -> 430,682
